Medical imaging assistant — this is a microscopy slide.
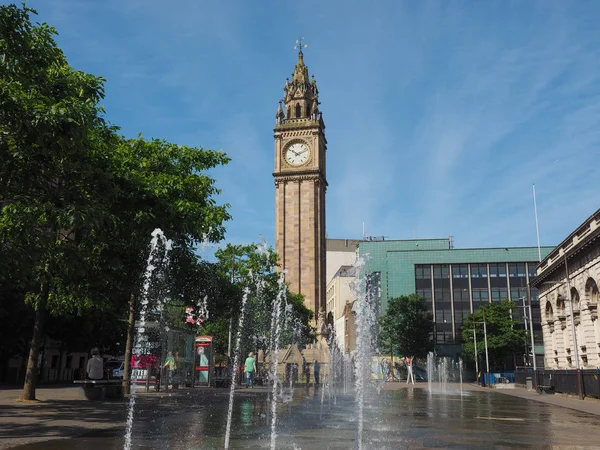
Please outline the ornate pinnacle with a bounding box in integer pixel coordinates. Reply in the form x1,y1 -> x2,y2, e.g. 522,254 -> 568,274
294,37 -> 307,54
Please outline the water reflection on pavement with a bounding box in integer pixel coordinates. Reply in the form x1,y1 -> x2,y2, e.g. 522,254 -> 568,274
10,385 -> 600,450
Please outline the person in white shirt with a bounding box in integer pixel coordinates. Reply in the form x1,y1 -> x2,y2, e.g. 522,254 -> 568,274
405,356 -> 415,385
86,347 -> 104,380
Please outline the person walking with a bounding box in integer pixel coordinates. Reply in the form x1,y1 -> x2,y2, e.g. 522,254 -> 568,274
405,356 -> 415,385
86,347 -> 104,380
244,352 -> 256,388
163,352 -> 176,391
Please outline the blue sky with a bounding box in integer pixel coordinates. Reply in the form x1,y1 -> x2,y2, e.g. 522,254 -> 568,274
21,0 -> 600,252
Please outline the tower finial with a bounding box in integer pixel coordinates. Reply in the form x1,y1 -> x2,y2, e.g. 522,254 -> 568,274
294,37 -> 307,54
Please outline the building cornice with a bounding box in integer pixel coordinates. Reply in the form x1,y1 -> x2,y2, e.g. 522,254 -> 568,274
274,117 -> 326,133
531,227 -> 600,287
533,218 -> 600,287
272,171 -> 328,187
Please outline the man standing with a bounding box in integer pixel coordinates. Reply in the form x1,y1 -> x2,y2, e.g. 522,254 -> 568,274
313,360 -> 321,386
244,352 -> 256,388
86,347 -> 104,380
303,360 -> 311,386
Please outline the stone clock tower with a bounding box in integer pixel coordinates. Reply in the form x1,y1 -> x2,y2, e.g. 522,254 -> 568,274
273,47 -> 327,321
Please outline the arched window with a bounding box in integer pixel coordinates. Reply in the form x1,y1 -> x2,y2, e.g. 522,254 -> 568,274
295,103 -> 301,118
545,301 -> 554,321
306,103 -> 311,117
571,287 -> 580,311
287,107 -> 291,118
557,295 -> 566,315
585,277 -> 599,304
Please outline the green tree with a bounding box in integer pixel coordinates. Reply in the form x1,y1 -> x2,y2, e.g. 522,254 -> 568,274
461,299 -> 528,371
0,4 -> 115,400
105,135 -> 231,393
0,5 -> 233,399
378,294 -> 433,358
213,243 -> 314,362
169,250 -> 238,357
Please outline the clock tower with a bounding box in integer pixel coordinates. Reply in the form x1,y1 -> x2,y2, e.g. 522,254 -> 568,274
273,45 -> 327,321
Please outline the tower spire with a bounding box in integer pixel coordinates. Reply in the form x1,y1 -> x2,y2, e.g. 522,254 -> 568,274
280,38 -> 320,121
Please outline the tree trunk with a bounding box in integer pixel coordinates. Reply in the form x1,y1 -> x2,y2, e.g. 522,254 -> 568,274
123,292 -> 136,395
22,280 -> 50,400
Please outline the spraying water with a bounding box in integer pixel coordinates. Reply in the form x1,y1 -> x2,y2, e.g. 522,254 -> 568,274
459,358 -> 463,396
268,272 -> 288,450
426,353 -> 465,396
427,351 -> 434,393
350,255 -> 378,450
124,229 -> 172,450
327,325 -> 339,406
224,284 -> 252,449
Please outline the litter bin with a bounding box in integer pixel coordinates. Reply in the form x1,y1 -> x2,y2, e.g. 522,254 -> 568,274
526,376 -> 533,391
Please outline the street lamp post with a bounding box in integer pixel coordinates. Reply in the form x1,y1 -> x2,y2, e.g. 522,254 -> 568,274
473,317 -> 490,387
516,297 -> 537,371
483,318 -> 490,378
564,255 -> 584,400
473,328 -> 479,381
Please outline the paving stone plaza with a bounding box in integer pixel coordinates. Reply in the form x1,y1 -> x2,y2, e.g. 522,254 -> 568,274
1,383 -> 599,449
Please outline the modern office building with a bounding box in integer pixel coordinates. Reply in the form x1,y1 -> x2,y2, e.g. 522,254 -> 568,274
359,238 -> 554,363
533,208 -> 600,370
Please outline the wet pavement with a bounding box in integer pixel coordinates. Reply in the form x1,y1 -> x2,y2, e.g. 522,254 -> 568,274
2,384 -> 600,449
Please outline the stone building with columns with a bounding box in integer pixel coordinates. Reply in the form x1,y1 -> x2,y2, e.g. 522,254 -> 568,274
533,208 -> 600,370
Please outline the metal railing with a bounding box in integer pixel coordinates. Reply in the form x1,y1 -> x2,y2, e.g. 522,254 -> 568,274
515,367 -> 600,399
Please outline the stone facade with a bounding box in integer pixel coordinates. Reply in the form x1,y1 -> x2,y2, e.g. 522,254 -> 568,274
534,208 -> 600,369
326,238 -> 360,285
326,265 -> 356,350
273,49 -> 327,319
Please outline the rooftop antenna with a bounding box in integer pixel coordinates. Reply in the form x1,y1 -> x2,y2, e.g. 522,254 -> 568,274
533,184 -> 542,262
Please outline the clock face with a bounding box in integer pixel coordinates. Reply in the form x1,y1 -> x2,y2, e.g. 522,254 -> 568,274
285,142 -> 310,166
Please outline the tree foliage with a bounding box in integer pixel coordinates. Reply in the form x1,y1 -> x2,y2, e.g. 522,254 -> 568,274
0,4 -> 232,397
461,299 -> 528,371
0,4 -> 117,399
378,294 -> 433,358
212,243 -> 314,361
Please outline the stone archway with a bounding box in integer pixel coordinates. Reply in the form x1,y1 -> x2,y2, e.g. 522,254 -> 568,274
571,287 -> 580,310
557,295 -> 566,316
584,277 -> 599,305
545,301 -> 554,321
544,300 -> 556,365
584,277 -> 599,350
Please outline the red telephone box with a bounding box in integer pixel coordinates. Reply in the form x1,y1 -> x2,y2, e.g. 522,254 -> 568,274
194,336 -> 213,386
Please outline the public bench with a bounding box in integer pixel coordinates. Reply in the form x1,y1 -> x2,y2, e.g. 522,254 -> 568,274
536,384 -> 555,395
214,377 -> 231,388
73,379 -> 123,400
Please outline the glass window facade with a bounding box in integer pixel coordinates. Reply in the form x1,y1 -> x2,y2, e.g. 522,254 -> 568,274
413,260 -> 543,348
452,264 -> 470,343
433,264 -> 452,344
415,264 -> 432,312
360,239 -> 553,359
